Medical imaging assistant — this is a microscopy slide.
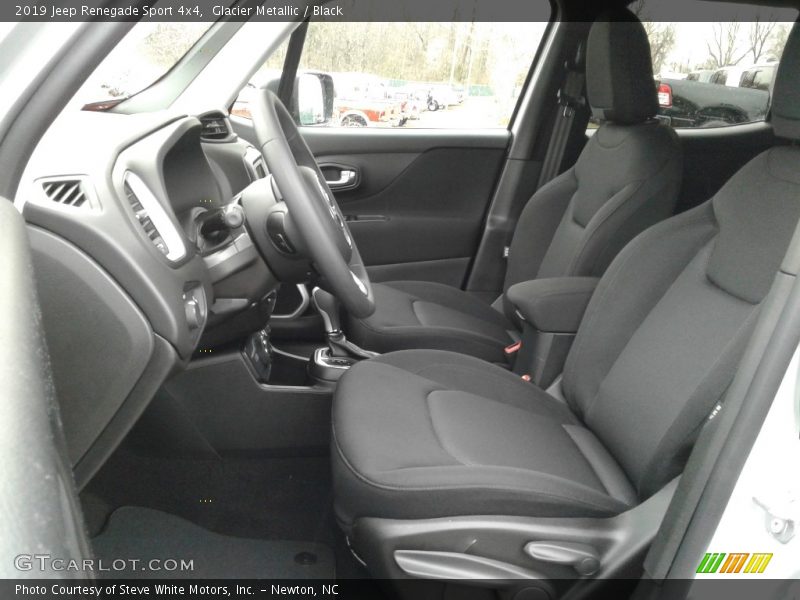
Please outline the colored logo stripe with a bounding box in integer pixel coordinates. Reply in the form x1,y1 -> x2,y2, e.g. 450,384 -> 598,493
719,553 -> 749,573
697,553 -> 726,573
744,553 -> 773,574
697,552 -> 773,574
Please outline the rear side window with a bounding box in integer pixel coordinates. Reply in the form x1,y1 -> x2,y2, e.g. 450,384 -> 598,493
627,1 -> 797,129
709,70 -> 729,85
740,65 -> 776,91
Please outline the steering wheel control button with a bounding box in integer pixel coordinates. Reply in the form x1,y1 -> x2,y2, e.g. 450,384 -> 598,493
266,212 -> 295,254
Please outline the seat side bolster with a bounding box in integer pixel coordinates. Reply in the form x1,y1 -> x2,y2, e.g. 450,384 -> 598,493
563,424 -> 637,506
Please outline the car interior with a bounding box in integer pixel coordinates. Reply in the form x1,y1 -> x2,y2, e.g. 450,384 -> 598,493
2,0 -> 800,598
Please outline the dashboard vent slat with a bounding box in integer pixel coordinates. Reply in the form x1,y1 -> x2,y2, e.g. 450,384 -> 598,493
124,181 -> 169,257
200,113 -> 231,141
122,172 -> 186,262
42,179 -> 88,207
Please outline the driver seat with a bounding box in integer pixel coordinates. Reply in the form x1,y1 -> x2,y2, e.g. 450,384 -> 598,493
347,11 -> 683,362
331,25 -> 800,573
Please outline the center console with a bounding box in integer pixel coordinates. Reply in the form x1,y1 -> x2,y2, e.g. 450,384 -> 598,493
146,285 -> 376,457
505,277 -> 599,388
243,286 -> 376,386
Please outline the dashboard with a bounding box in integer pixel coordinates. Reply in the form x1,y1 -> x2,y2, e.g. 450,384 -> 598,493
20,108 -> 277,486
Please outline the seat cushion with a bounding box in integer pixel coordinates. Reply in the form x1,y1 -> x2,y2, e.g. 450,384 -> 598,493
332,350 -> 637,532
347,281 -> 515,363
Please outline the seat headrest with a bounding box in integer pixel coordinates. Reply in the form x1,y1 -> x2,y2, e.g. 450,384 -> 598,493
586,8 -> 658,125
771,24 -> 800,140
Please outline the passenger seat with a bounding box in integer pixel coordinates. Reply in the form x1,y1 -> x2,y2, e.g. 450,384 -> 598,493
347,8 -> 683,363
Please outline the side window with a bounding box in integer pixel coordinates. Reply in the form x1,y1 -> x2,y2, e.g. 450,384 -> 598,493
235,22 -> 547,129
752,66 -> 776,91
627,1 -> 796,129
297,22 -> 546,129
711,70 -> 728,85
739,69 -> 756,88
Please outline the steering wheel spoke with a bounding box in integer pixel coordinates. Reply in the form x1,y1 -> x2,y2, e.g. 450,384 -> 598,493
249,87 -> 375,318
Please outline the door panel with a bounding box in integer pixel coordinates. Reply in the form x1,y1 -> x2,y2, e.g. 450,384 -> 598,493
303,129 -> 509,285
329,146 -> 505,279
233,118 -> 509,285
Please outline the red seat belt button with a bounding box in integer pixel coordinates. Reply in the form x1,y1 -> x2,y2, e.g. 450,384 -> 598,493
505,341 -> 522,355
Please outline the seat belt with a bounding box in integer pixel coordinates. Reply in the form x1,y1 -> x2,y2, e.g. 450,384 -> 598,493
502,45 -> 587,261
537,46 -> 587,188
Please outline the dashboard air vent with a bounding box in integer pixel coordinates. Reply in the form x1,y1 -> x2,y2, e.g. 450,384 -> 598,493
123,172 -> 187,262
200,113 -> 230,141
243,146 -> 267,181
42,179 -> 88,207
124,181 -> 168,257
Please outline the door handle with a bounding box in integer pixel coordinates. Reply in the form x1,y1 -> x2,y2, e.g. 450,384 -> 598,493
327,169 -> 356,188
320,163 -> 359,191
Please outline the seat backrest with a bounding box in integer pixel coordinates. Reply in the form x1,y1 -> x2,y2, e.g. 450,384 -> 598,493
562,25 -> 800,500
502,9 -> 682,321
0,200 -> 92,575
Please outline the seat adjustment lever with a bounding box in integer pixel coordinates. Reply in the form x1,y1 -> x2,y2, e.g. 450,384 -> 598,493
524,541 -> 601,576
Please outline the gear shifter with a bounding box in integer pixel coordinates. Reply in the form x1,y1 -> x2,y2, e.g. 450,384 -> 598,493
312,287 -> 378,360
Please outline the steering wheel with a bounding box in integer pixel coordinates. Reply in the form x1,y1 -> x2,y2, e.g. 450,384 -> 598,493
249,87 -> 375,319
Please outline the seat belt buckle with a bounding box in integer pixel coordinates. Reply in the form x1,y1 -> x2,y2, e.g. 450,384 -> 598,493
505,341 -> 522,356
521,374 -> 532,382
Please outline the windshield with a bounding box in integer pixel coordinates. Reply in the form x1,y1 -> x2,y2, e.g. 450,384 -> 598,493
0,22 -> 13,45
71,22 -> 213,109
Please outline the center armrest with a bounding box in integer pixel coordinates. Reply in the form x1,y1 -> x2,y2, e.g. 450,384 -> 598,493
506,277 -> 599,333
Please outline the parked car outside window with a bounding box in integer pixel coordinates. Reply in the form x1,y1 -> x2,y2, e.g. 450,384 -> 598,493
600,0 -> 798,129
739,63 -> 777,90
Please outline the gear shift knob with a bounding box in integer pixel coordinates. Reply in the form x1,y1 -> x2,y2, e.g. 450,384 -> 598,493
311,287 -> 378,360
312,287 -> 342,334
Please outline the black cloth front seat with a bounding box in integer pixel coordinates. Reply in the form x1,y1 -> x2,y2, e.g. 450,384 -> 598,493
347,11 -> 683,362
332,28 -> 800,532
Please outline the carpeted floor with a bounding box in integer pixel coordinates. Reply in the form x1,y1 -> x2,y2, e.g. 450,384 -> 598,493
92,506 -> 334,579
82,449 -> 372,581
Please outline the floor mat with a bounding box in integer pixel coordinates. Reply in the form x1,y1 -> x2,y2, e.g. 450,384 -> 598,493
83,451 -> 370,579
92,506 -> 334,579
84,454 -> 333,543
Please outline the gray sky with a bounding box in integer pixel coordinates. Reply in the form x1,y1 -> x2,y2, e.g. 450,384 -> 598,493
637,0 -> 797,71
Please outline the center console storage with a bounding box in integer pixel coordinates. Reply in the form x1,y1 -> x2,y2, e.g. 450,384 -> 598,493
506,277 -> 599,388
